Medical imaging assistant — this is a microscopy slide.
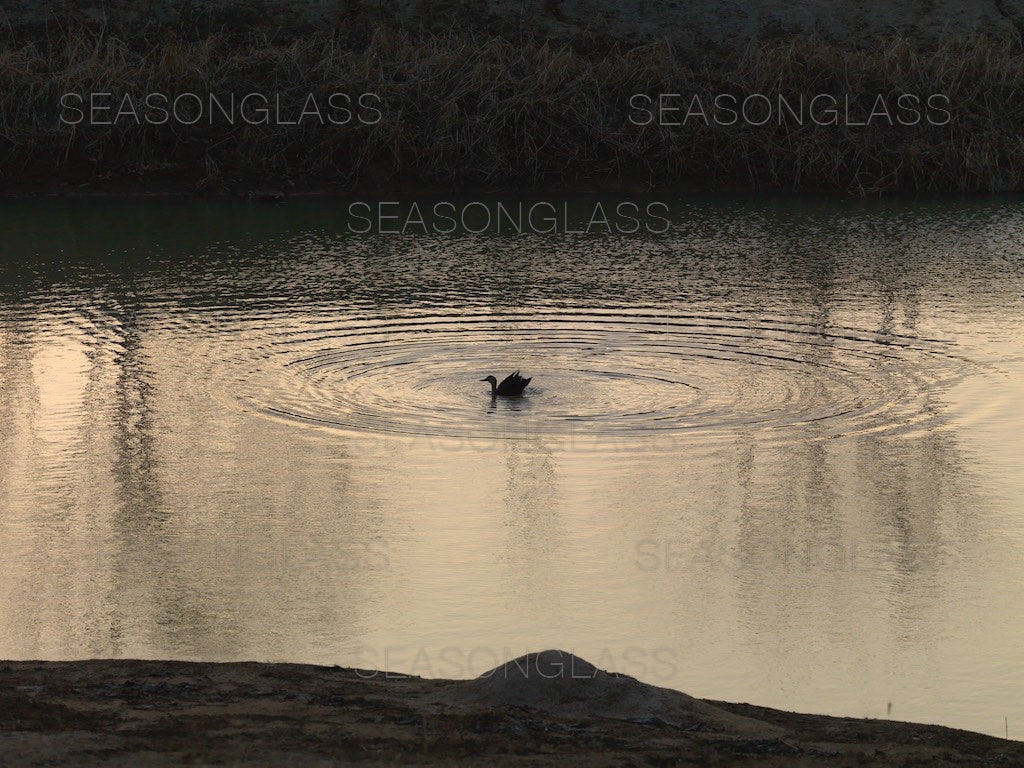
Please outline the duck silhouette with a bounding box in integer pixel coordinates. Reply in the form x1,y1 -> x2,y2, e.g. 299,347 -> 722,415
481,371 -> 531,396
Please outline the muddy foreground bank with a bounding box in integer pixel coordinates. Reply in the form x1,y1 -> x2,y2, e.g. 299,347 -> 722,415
1,651 -> 1021,766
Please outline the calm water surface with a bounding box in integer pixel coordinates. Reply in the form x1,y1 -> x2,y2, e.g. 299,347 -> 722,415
1,196 -> 1022,737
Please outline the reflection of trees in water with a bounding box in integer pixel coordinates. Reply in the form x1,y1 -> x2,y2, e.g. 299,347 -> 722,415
2,285 -> 376,660
112,298 -> 232,657
110,303 -> 162,522
0,315 -> 33,503
0,317 -> 42,654
859,420 -> 967,614
86,298 -> 371,660
736,424 -> 973,665
75,299 -> 173,657
730,263 -> 977,665
1,312 -> 112,655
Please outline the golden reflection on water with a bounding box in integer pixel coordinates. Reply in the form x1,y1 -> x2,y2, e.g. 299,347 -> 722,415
0,197 -> 1023,739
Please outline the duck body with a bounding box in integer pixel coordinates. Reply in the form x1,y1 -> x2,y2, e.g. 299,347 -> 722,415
481,371 -> 532,396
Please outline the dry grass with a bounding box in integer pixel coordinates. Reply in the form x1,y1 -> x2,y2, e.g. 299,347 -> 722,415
1,26 -> 1023,193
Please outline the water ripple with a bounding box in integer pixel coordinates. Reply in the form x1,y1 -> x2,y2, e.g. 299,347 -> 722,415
206,309 -> 971,442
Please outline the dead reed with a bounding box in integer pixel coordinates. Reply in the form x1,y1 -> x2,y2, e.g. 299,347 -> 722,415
1,26 -> 1022,193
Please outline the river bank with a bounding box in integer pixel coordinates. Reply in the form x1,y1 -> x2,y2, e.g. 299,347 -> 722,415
1,17 -> 1023,195
1,651 -> 1020,766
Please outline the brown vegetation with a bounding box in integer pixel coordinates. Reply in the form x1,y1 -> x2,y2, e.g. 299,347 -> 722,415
1,26 -> 1023,194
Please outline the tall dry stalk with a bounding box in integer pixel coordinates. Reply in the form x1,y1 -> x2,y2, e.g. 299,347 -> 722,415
1,27 -> 1022,193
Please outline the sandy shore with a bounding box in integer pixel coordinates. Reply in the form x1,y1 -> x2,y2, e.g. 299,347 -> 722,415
1,650 -> 1019,767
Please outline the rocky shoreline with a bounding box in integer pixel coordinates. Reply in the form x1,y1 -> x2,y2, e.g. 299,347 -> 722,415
1,651 -> 1021,766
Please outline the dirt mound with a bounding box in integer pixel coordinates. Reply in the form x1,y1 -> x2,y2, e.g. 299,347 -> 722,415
449,649 -> 780,735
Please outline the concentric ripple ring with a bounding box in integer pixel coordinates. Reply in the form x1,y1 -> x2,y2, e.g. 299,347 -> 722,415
208,309 -> 971,442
